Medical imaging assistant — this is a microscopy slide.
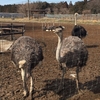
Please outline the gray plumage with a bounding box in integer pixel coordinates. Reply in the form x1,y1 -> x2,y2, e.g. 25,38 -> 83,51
60,36 -> 88,67
10,36 -> 43,98
11,36 -> 43,69
53,28 -> 88,93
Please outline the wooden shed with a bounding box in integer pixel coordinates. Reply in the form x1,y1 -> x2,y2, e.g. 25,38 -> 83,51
31,9 -> 47,18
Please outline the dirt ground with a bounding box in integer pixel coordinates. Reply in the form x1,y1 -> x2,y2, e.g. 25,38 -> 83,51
1,22 -> 100,100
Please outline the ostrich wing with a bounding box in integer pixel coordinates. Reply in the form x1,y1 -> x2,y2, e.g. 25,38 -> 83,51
60,36 -> 88,67
71,25 -> 87,38
11,36 -> 43,68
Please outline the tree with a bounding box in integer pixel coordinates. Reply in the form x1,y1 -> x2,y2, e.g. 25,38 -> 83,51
70,1 -> 87,14
0,4 -> 17,13
86,0 -> 100,13
69,1 -> 73,8
17,4 -> 27,16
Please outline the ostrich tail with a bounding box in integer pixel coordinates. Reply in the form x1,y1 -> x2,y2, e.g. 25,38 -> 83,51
19,60 -> 26,68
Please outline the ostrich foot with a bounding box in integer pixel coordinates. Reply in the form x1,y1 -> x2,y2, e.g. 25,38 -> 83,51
23,90 -> 29,97
56,81 -> 64,93
76,89 -> 84,95
57,85 -> 62,92
11,61 -> 16,67
29,88 -> 34,97
79,89 -> 84,93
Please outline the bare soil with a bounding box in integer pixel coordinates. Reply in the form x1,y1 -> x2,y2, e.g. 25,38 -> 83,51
0,22 -> 100,100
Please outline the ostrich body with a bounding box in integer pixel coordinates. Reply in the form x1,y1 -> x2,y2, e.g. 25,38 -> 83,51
54,28 -> 88,93
71,13 -> 87,39
10,36 -> 43,97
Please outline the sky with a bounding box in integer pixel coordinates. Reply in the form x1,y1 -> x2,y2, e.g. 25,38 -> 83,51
0,0 -> 84,5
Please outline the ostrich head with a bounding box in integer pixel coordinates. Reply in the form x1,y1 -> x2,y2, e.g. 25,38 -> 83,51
53,26 -> 65,41
74,13 -> 79,16
54,25 -> 65,33
53,28 -> 63,39
59,26 -> 65,29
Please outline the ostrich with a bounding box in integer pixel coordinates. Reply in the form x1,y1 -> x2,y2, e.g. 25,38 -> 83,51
53,28 -> 88,93
10,36 -> 43,98
45,25 -> 55,31
49,25 -> 65,32
43,24 -> 65,32
71,13 -> 87,39
42,23 -> 55,31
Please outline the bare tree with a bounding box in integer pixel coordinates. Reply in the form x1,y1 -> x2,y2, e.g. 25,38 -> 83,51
86,0 -> 100,13
17,3 -> 33,17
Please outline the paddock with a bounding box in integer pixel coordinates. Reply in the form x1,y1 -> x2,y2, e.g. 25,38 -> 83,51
0,23 -> 25,40
0,22 -> 100,100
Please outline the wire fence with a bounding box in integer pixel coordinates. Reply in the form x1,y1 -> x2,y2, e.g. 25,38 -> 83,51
33,14 -> 100,20
0,12 -> 24,19
1,13 -> 100,21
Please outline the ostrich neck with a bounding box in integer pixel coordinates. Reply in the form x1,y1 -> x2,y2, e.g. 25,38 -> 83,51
56,35 -> 62,62
75,15 -> 77,25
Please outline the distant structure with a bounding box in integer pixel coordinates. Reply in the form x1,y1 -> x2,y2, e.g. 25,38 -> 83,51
26,9 -> 47,18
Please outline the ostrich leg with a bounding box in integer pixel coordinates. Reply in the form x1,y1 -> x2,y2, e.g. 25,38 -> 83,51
20,68 -> 28,97
76,66 -> 80,93
57,63 -> 66,92
30,73 -> 34,97
61,63 -> 67,83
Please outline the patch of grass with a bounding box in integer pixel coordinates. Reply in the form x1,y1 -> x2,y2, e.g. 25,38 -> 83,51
0,17 -> 100,25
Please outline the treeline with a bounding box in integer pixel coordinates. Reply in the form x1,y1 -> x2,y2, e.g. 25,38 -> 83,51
0,0 -> 100,15
0,4 -> 17,13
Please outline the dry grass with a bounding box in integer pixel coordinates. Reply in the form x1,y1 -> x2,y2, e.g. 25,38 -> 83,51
0,17 -> 100,25
1,22 -> 100,100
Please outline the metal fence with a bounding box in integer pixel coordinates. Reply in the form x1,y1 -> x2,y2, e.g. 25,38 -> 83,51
32,13 -> 100,20
0,12 -> 24,18
1,13 -> 100,21
45,14 -> 100,20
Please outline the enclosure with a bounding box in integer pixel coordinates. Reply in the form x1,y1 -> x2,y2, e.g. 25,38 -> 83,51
0,21 -> 100,100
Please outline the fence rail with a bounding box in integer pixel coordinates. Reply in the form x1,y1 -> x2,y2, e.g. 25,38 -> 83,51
0,23 -> 25,40
1,13 -> 100,20
45,14 -> 100,20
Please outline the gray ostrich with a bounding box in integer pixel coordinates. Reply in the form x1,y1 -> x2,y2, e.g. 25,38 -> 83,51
53,28 -> 88,93
10,36 -> 43,98
71,13 -> 87,39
